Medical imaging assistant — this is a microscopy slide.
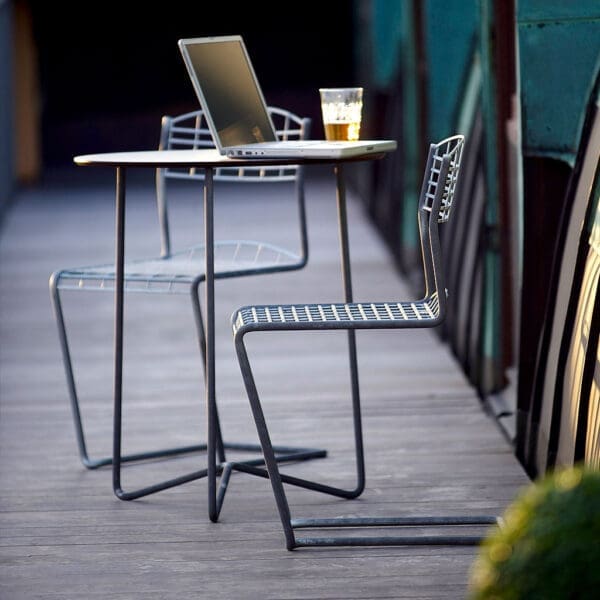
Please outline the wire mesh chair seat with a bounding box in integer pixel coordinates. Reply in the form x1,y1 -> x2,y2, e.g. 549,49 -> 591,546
55,239 -> 303,294
49,106 -> 325,500
233,294 -> 442,333
230,135 -> 500,549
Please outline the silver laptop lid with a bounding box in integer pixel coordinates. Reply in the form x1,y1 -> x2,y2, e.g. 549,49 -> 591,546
178,36 -> 278,154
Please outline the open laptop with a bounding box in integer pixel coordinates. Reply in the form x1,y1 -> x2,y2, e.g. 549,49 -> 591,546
177,35 -> 397,159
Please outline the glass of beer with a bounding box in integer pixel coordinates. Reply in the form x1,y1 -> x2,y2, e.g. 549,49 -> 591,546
319,87 -> 363,141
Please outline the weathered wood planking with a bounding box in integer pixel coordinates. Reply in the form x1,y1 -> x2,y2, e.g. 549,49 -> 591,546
0,167 -> 530,599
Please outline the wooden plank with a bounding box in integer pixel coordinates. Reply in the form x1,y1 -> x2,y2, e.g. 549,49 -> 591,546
0,168 -> 530,599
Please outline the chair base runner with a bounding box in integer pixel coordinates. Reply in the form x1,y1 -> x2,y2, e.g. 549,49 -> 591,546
291,515 -> 499,548
294,535 -> 486,547
292,515 -> 499,527
83,442 -> 210,469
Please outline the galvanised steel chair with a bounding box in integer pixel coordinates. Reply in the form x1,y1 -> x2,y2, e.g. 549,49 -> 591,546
49,106 -> 325,501
230,135 -> 499,549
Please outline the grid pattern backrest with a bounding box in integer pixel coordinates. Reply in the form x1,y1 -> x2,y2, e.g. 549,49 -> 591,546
160,107 -> 310,182
420,135 -> 464,223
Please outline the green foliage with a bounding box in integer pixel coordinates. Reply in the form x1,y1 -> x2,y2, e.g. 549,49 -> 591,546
468,465 -> 600,600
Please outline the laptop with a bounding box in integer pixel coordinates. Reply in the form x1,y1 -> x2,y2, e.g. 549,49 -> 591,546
177,35 -> 397,159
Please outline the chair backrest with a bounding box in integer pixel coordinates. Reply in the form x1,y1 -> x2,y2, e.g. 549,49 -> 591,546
155,106 -> 311,257
417,135 -> 465,306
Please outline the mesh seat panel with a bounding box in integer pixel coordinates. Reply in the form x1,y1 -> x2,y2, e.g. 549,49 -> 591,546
56,240 -> 301,294
233,293 -> 441,334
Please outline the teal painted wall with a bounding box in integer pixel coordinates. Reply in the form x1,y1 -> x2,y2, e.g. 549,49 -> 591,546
371,0 -> 403,89
517,1 -> 600,164
357,0 -> 600,453
424,0 -> 479,141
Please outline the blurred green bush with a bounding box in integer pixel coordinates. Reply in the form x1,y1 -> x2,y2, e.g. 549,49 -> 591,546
468,464 -> 600,599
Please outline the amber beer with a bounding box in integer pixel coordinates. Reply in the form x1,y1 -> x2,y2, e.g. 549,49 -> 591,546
319,87 -> 363,142
324,121 -> 361,142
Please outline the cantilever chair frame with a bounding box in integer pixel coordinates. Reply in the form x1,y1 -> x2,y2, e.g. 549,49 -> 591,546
230,135 -> 499,549
49,106 -> 325,505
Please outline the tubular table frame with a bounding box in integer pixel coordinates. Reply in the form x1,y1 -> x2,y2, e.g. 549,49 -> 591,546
72,148 -> 388,520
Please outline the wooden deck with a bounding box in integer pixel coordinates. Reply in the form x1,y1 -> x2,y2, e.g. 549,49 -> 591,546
0,166 -> 530,599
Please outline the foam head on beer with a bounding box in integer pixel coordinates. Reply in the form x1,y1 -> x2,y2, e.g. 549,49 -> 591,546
319,87 -> 363,142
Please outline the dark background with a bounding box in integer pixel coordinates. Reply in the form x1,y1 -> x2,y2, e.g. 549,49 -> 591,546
29,2 -> 356,166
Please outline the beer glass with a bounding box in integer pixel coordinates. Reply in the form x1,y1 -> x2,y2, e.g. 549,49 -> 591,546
319,87 -> 363,141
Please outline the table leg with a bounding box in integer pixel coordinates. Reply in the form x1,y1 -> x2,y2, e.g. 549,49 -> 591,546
334,165 -> 366,495
111,167 -> 209,501
204,169 -> 220,522
107,164 -> 326,507
112,166 -> 126,497
206,166 -> 328,521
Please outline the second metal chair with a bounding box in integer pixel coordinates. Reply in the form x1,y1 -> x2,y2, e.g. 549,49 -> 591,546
49,106 -> 325,502
230,135 -> 499,549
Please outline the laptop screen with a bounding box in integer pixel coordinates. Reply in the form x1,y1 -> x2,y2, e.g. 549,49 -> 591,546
178,36 -> 277,151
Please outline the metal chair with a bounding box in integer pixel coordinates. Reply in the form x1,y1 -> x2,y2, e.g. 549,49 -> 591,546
230,135 -> 499,549
49,106 -> 325,500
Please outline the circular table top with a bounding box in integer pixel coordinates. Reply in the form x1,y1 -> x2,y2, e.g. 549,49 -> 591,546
73,147 -> 394,168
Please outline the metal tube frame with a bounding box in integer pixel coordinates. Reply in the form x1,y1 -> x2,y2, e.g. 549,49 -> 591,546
53,164 -> 326,507
232,162 -> 500,549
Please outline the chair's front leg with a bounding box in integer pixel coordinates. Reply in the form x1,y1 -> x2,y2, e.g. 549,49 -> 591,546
234,331 -> 297,550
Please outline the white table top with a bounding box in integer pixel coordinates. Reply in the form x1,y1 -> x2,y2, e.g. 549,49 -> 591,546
73,148 -> 393,168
